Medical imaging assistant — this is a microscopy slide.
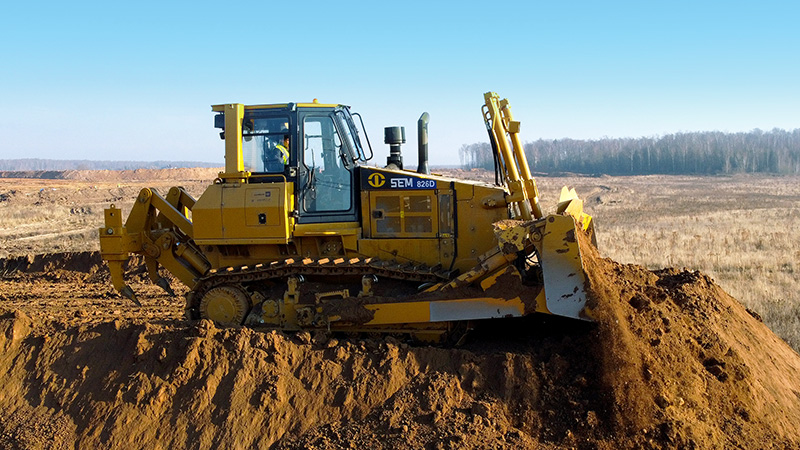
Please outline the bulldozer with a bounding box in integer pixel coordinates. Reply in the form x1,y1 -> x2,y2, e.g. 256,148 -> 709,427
99,92 -> 597,342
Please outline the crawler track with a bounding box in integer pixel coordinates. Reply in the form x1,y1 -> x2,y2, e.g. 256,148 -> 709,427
186,256 -> 457,317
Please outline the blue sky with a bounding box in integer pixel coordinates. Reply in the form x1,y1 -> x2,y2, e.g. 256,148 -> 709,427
1,1 -> 798,166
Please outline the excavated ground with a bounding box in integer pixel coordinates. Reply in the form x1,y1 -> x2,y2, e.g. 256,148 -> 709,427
1,169 -> 799,449
1,241 -> 799,450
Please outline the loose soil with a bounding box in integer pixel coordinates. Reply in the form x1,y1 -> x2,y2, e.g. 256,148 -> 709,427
0,169 -> 798,449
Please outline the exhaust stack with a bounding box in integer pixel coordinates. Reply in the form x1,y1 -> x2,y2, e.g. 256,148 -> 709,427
417,112 -> 430,174
384,126 -> 405,169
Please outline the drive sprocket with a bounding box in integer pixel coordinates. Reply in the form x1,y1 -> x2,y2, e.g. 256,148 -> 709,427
199,285 -> 250,326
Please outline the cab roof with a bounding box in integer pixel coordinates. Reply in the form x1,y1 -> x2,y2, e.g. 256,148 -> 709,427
211,101 -> 345,112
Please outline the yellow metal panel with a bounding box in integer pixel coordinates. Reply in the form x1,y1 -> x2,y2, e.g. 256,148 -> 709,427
366,302 -> 430,325
453,183 -> 506,273
192,182 -> 293,243
192,184 -> 223,241
193,237 -> 292,245
220,183 -> 291,241
357,238 -> 441,267
453,179 -> 475,201
244,186 -> 282,226
294,222 -> 360,236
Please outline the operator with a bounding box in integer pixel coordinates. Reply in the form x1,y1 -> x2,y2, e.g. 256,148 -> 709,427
264,133 -> 290,172
275,134 -> 289,165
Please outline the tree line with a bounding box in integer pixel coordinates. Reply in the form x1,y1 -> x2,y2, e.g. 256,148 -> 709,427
459,128 -> 800,175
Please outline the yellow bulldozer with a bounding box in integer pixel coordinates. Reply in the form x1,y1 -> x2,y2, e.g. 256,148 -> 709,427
99,92 -> 596,342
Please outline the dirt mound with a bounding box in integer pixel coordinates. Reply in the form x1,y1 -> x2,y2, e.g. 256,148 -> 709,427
0,171 -> 70,179
0,252 -> 157,292
0,252 -> 103,275
578,234 -> 800,448
65,168 -> 222,182
0,242 -> 799,449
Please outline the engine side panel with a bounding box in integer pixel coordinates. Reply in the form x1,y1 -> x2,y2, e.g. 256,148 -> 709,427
193,182 -> 295,245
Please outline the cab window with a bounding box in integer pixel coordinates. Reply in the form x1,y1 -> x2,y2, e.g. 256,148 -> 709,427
242,116 -> 290,173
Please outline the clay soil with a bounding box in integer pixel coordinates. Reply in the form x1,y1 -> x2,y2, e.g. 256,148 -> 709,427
1,169 -> 799,449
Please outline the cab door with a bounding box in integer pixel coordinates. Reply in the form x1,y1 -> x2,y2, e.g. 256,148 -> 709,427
296,113 -> 358,224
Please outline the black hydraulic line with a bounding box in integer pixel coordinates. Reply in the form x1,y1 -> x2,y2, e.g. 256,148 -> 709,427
486,127 -> 504,186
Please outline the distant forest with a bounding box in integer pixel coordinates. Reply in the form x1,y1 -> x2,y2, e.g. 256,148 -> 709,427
459,128 -> 800,175
0,159 -> 220,171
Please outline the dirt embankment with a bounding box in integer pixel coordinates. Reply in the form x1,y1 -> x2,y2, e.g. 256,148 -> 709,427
1,241 -> 800,449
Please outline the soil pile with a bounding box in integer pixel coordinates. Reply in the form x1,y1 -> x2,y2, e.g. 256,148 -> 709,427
0,243 -> 799,449
0,251 -> 149,285
578,235 -> 800,448
1,252 -> 103,276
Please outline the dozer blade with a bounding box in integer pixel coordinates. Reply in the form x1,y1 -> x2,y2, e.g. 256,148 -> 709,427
538,214 -> 592,321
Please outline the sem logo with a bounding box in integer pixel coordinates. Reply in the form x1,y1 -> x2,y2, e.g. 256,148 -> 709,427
367,172 -> 385,188
390,178 -> 413,188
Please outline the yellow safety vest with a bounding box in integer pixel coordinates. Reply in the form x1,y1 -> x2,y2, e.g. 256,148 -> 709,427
275,144 -> 289,164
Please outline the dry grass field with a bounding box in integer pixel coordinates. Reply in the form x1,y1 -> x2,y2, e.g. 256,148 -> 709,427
0,172 -> 213,259
536,173 -> 800,351
0,170 -> 798,351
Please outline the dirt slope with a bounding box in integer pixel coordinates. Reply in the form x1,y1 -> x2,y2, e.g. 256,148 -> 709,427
579,233 -> 800,448
0,243 -> 799,449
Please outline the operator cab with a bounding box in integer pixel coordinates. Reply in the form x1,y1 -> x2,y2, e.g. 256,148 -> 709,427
213,102 -> 372,224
